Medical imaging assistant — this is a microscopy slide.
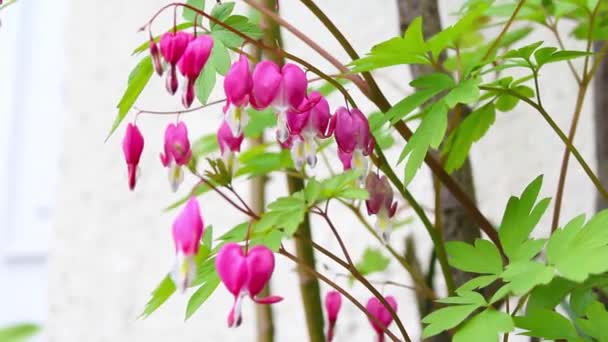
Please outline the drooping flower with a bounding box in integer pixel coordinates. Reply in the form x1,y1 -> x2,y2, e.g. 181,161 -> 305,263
223,54 -> 253,136
324,291 -> 342,341
170,197 -> 204,292
217,120 -> 244,173
366,296 -> 398,342
251,61 -> 307,143
160,121 -> 192,192
122,123 -> 144,191
160,31 -> 193,95
365,172 -> 398,242
178,35 -> 214,108
216,243 -> 283,328
332,107 -> 374,176
286,91 -> 332,170
149,38 -> 163,76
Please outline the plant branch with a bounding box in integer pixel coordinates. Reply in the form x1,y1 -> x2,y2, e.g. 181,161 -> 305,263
482,0 -> 527,61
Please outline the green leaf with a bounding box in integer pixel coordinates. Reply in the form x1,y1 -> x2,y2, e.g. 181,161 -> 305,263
0,324 -> 40,342
338,187 -> 369,200
210,40 -> 231,75
185,272 -> 220,320
498,175 -> 550,262
514,308 -> 579,340
140,275 -> 176,318
195,63 -> 217,105
202,225 -> 213,249
457,275 -> 498,293
453,309 -> 514,342
349,17 -> 429,73
427,4 -> 487,58
436,291 -> 486,305
237,149 -> 293,177
547,211 -> 608,282
211,15 -> 263,48
244,108 -> 276,138
387,73 -> 455,124
183,0 -> 204,23
218,222 -> 249,243
422,303 -> 481,338
446,239 -> 503,275
107,56 -> 153,140
443,103 -> 496,173
443,78 -> 480,108
319,170 -> 364,199
535,49 -> 592,68
399,102 -> 448,184
501,261 -> 554,295
355,248 -> 390,276
192,134 -> 220,158
210,2 -> 235,27
570,288 -> 597,317
576,302 -> 608,341
526,277 -> 576,312
304,179 -> 321,204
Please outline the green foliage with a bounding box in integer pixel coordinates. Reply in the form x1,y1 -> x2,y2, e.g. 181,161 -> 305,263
547,211 -> 608,282
0,324 -> 40,342
185,271 -> 220,320
422,291 -> 486,338
443,103 -> 496,173
211,15 -> 263,48
576,302 -> 608,341
244,108 -> 276,138
514,308 -> 579,340
195,62 -> 217,105
191,134 -> 220,160
453,309 -> 513,342
355,248 -> 390,277
446,239 -> 503,275
253,193 -> 307,236
141,275 -> 176,318
237,148 -> 293,177
107,56 -> 153,139
183,0 -> 204,24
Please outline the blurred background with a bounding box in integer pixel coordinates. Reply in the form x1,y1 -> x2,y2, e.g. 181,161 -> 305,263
0,0 -> 597,341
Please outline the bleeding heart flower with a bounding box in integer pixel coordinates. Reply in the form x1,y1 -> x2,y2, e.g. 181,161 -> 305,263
332,107 -> 374,176
216,243 -> 283,328
122,123 -> 144,191
223,54 -> 253,136
251,61 -> 307,143
366,296 -> 398,342
170,197 -> 204,292
160,31 -> 193,95
178,35 -> 214,108
286,91 -> 332,170
365,172 -> 398,242
325,291 -> 342,341
160,121 -> 192,192
217,120 -> 244,174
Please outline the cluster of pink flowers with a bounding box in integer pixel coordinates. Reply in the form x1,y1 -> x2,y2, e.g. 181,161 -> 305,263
121,28 -> 402,338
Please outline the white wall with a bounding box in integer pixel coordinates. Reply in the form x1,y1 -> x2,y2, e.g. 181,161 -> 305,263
46,0 -> 595,341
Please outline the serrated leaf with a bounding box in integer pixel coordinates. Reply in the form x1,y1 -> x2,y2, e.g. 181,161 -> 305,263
185,272 -> 220,320
338,187 -> 369,200
237,150 -> 293,177
107,56 -> 153,139
457,275 -> 498,293
355,248 -> 390,276
526,277 -> 576,312
498,176 -> 550,262
422,303 -> 481,338
140,275 -> 176,318
211,15 -> 263,48
570,288 -> 597,317
443,103 -> 495,172
305,179 -> 321,204
514,308 -> 579,340
443,78 -> 480,108
501,261 -> 554,295
436,291 -> 486,305
399,102 -> 448,184
547,211 -> 608,282
453,309 -> 514,342
446,239 -> 503,275
210,2 -> 235,27
576,302 -> 608,341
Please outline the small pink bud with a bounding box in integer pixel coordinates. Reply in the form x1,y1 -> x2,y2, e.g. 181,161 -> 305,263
160,122 -> 192,191
325,291 -> 342,341
216,243 -> 283,328
122,123 -> 144,191
366,296 -> 398,342
178,35 -> 214,108
170,197 -> 204,291
149,38 -> 163,76
366,172 -> 398,242
160,31 -> 193,95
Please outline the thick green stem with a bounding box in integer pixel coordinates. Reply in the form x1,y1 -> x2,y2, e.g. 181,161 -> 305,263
257,1 -> 325,341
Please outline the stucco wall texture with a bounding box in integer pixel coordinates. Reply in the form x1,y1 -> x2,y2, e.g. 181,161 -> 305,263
49,0 -> 594,341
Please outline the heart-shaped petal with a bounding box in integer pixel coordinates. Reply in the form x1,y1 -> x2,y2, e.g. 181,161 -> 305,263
245,245 -> 275,297
216,243 -> 248,297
